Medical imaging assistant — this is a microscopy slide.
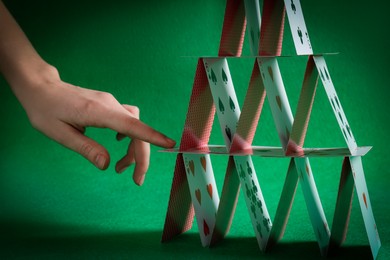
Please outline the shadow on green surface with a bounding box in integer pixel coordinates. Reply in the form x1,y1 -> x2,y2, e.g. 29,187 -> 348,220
0,220 -> 372,259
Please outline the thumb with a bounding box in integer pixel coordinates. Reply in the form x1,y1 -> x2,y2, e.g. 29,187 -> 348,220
52,122 -> 110,170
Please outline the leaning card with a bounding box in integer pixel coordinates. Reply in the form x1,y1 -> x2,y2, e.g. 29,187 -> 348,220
284,0 -> 313,55
183,153 -> 220,246
203,58 -> 241,148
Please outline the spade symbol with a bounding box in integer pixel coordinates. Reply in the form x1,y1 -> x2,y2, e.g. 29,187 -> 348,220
297,27 -> 303,44
291,0 -> 296,14
225,125 -> 232,142
211,68 -> 217,85
229,96 -> 235,111
330,98 -> 336,110
257,198 -> 263,214
346,124 -> 352,138
324,67 -> 330,81
222,68 -> 228,84
263,216 -> 270,232
218,98 -> 225,114
246,161 -> 253,176
334,96 -> 340,109
320,68 -> 325,81
251,203 -> 257,218
338,112 -> 344,125
252,180 -> 258,194
267,66 -> 274,81
245,183 -> 251,198
239,164 -> 245,179
256,222 -> 263,238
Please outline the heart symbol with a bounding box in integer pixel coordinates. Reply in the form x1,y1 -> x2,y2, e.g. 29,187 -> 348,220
305,164 -> 310,177
268,66 -> 274,81
195,189 -> 201,205
203,219 -> 210,236
276,95 -> 282,110
206,184 -> 213,199
200,156 -> 206,172
188,160 -> 195,176
363,192 -> 367,208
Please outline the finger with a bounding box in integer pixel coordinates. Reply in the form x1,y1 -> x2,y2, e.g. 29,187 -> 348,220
76,94 -> 175,148
49,121 -> 110,170
115,139 -> 135,173
93,103 -> 175,148
132,139 -> 150,186
109,115 -> 176,149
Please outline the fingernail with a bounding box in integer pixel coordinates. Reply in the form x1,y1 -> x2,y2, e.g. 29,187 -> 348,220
95,154 -> 106,169
165,136 -> 176,147
135,175 -> 145,186
117,166 -> 128,174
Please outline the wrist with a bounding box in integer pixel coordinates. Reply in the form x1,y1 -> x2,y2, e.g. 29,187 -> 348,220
9,60 -> 59,92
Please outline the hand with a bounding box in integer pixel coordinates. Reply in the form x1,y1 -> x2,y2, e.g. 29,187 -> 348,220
14,66 -> 175,186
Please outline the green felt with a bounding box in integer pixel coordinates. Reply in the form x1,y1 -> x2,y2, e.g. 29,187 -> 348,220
0,0 -> 389,259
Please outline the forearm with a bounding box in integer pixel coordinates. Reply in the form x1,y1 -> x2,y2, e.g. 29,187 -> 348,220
0,1 -> 52,93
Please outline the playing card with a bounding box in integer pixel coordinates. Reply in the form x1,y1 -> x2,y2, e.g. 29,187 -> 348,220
231,61 -> 266,152
183,153 -> 220,246
234,155 -> 272,250
203,57 -> 272,250
329,157 -> 354,249
259,0 -> 285,56
313,55 -> 358,154
349,156 -> 381,259
283,0 -> 313,55
218,0 -> 246,56
257,57 -> 294,150
287,56 -> 319,155
244,0 -> 261,56
162,59 -> 217,244
210,156 -> 240,245
161,154 -> 195,242
295,157 -> 331,255
203,58 -> 241,148
268,158 -> 299,247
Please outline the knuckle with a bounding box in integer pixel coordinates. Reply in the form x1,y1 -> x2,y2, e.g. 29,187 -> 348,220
97,91 -> 114,101
79,142 -> 93,158
130,106 -> 140,118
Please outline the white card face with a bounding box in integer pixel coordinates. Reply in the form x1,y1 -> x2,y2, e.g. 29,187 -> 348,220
203,58 -> 241,148
257,57 -> 294,149
313,55 -> 358,154
183,153 -> 220,246
350,157 -> 381,259
283,0 -> 313,55
244,0 -> 261,56
234,155 -> 271,250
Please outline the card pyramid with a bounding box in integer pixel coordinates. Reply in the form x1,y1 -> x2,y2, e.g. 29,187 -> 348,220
161,0 -> 381,258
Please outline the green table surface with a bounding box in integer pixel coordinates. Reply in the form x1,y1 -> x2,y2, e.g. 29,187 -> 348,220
0,0 -> 389,259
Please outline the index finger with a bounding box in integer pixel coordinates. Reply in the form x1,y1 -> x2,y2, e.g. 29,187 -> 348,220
109,113 -> 176,148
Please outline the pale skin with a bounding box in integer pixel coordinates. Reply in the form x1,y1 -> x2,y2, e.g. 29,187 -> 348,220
0,1 -> 176,185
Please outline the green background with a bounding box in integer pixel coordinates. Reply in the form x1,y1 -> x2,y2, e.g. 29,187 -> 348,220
0,0 -> 389,259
